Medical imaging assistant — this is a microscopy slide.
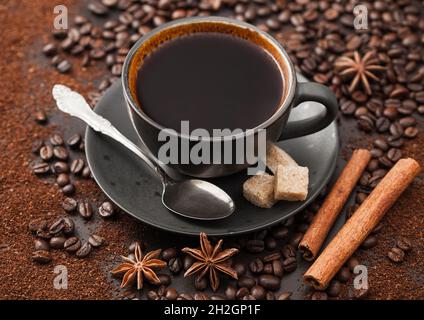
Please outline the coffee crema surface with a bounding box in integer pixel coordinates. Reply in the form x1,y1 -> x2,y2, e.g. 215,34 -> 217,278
135,32 -> 283,133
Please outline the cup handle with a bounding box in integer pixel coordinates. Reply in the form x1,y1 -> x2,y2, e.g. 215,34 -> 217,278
278,82 -> 338,140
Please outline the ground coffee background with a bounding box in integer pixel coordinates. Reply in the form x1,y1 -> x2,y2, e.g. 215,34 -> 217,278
0,0 -> 423,299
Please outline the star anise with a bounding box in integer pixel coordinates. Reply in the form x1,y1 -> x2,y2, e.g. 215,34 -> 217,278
182,232 -> 239,291
334,51 -> 385,95
111,243 -> 166,290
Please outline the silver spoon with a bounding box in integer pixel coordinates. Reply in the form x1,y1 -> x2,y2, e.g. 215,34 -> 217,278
52,84 -> 235,220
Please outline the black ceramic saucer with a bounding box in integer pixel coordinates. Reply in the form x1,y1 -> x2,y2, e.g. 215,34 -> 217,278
85,75 -> 339,236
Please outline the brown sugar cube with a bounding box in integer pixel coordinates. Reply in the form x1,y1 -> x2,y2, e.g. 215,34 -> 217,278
274,165 -> 309,201
243,173 -> 277,208
265,143 -> 298,174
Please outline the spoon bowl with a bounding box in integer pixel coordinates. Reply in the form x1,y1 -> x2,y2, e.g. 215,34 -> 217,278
162,179 -> 235,220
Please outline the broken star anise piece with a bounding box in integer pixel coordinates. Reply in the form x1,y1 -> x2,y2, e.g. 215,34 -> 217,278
182,232 -> 239,292
334,51 -> 385,95
111,243 -> 166,290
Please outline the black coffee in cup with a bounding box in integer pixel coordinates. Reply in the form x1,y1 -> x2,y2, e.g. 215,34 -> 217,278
134,32 -> 283,133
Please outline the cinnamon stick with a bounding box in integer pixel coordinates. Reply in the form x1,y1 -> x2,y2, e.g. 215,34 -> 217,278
299,149 -> 371,261
304,158 -> 421,290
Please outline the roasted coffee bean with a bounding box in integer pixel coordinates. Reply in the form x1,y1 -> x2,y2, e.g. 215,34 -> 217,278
157,274 -> 171,287
389,122 -> 404,138
64,237 -> 82,252
40,145 -> 53,161
250,285 -> 266,300
78,202 -> 93,219
396,237 -> 412,252
361,235 -> 378,249
387,137 -> 404,148
281,244 -> 296,259
62,217 -> 75,235
263,252 -> 281,262
359,171 -> 371,186
337,267 -> 351,282
34,110 -> 47,124
50,134 -> 64,146
225,285 -> 237,300
282,257 -> 297,273
88,2 -> 108,15
88,234 -> 104,247
161,247 -> 177,261
67,133 -> 82,148
177,293 -> 193,300
81,166 -> 91,179
57,60 -> 72,73
367,159 -> 379,171
183,254 -> 195,271
56,173 -> 70,187
70,159 -> 84,175
399,117 -> 416,128
165,288 -> 178,300
147,287 -> 162,300
62,197 -> 77,212
378,155 -> 394,168
168,257 -> 182,274
289,232 -> 303,248
34,239 -> 50,251
237,275 -> 256,289
271,226 -> 289,239
404,127 -> 418,138
76,242 -> 92,258
98,201 -> 114,218
235,287 -> 249,300
272,260 -> 283,277
249,258 -> 264,274
373,138 -> 389,151
327,280 -> 341,297
33,162 -> 50,175
354,106 -> 368,118
263,263 -> 273,274
233,263 -> 246,277
211,294 -> 226,301
387,148 -> 402,162
340,100 -> 356,115
43,43 -> 57,56
246,239 -> 264,253
277,292 -> 292,300
49,236 -> 67,249
53,146 -> 69,160
264,236 -> 277,250
311,291 -> 328,300
49,218 -> 65,235
356,192 -> 367,204
258,275 -> 280,291
376,117 -> 390,132
387,247 -> 405,263
62,183 -> 75,196
53,161 -> 69,174
347,256 -> 360,272
32,250 -> 52,264
357,115 -> 374,132
194,276 -> 208,291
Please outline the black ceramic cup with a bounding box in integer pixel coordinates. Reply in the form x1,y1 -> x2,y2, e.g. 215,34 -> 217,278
122,17 -> 338,178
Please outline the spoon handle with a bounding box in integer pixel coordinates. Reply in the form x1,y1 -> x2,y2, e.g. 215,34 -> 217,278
52,84 -> 171,183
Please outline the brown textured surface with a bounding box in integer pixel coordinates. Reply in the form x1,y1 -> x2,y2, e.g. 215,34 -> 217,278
0,0 -> 423,300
